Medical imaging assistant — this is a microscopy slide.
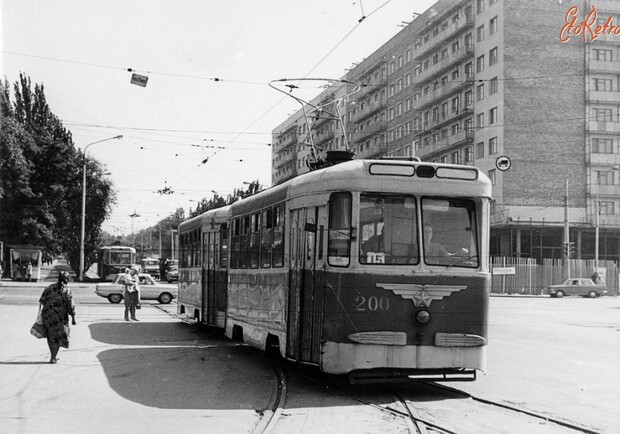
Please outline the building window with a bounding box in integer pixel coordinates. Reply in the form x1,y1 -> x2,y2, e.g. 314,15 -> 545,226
397,103 -> 402,117
477,25 -> 485,42
406,49 -> 411,63
490,77 -> 498,94
476,113 -> 485,128
451,96 -> 460,113
465,90 -> 473,108
452,39 -> 460,53
476,55 -> 485,73
389,61 -> 395,74
477,0 -> 485,14
451,151 -> 461,164
405,73 -> 411,87
593,78 -> 613,91
593,108 -> 613,122
489,47 -> 498,66
388,129 -> 394,142
388,107 -> 394,121
465,62 -> 473,78
592,138 -> 614,153
465,146 -> 473,163
597,170 -> 616,185
489,107 -> 498,124
594,49 -> 612,61
476,84 -> 485,101
488,169 -> 496,185
489,137 -> 498,154
599,201 -> 615,216
405,98 -> 411,112
490,16 -> 498,34
476,141 -> 485,158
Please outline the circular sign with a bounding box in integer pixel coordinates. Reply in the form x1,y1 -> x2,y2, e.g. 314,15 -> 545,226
495,155 -> 511,171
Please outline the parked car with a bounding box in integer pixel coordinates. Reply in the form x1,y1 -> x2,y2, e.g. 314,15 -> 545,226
165,259 -> 178,283
95,273 -> 177,304
546,278 -> 607,298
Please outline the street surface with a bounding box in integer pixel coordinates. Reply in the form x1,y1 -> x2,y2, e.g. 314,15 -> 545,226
1,281 -> 619,433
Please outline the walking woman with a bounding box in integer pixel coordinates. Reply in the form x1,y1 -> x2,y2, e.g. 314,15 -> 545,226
39,271 -> 76,364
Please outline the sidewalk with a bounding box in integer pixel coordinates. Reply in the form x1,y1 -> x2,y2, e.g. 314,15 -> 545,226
0,301 -> 275,434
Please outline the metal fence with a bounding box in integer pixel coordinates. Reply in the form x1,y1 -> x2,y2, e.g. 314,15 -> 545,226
491,257 -> 619,296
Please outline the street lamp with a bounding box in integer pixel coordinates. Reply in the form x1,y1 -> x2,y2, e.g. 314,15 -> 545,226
79,135 -> 123,281
594,165 -> 619,274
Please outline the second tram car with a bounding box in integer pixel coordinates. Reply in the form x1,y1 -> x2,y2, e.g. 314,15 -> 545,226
97,246 -> 136,280
177,159 -> 491,382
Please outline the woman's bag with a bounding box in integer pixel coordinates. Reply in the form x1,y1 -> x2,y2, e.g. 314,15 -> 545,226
30,307 -> 47,339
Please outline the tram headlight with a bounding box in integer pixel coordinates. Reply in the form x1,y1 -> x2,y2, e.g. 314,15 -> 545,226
415,309 -> 431,325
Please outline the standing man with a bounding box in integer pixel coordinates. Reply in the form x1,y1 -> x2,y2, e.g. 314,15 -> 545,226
123,267 -> 141,321
26,262 -> 33,282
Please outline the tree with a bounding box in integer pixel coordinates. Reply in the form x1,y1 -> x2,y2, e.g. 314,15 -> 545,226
0,73 -> 115,275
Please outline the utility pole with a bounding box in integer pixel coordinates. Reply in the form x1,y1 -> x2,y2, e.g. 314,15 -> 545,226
564,179 -> 570,279
129,211 -> 140,249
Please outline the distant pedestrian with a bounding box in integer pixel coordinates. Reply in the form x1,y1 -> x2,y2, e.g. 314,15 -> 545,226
123,267 -> 141,321
39,271 -> 76,364
26,262 -> 33,282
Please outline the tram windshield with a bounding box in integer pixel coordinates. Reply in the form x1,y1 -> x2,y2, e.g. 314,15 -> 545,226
358,194 -> 478,268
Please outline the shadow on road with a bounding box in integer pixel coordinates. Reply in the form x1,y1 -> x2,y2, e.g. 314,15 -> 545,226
88,321 -> 275,410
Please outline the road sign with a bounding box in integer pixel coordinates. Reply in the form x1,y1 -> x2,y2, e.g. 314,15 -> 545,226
496,155 -> 511,171
493,266 -> 516,275
130,73 -> 149,87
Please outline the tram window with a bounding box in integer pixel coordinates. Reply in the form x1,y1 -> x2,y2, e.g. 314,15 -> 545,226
249,212 -> 260,269
421,197 -> 478,267
328,192 -> 352,267
230,218 -> 241,269
239,215 -> 250,268
359,194 -> 419,265
220,224 -> 228,268
261,209 -> 273,268
273,205 -> 284,267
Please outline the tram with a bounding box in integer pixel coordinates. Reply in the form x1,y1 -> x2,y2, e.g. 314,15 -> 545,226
97,246 -> 136,280
177,158 -> 491,382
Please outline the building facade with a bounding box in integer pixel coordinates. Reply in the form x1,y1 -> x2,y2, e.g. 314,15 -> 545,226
271,0 -> 620,263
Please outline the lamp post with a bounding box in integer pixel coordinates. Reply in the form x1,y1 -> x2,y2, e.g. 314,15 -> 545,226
79,135 -> 123,281
594,165 -> 619,275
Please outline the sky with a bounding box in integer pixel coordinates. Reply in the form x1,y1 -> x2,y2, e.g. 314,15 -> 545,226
1,0 -> 435,235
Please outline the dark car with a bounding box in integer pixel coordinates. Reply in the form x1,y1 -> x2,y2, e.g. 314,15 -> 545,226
166,260 -> 179,283
546,278 -> 607,298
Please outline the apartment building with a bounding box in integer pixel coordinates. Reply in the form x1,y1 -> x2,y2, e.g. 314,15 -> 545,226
271,0 -> 620,263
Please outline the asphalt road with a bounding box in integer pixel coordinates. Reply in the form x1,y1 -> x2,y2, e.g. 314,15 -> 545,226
1,282 -> 619,433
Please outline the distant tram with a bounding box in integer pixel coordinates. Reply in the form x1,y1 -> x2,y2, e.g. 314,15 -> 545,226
177,158 -> 491,382
97,246 -> 136,281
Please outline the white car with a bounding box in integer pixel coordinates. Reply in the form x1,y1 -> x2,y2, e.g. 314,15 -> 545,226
95,273 -> 177,304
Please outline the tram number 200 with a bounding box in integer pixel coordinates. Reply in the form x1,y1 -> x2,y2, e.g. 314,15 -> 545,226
354,296 -> 390,312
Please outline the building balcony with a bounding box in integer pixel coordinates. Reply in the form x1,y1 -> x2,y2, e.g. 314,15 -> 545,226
313,130 -> 335,147
354,121 -> 385,143
413,45 -> 474,86
273,152 -> 295,170
587,120 -> 620,133
587,59 -> 620,73
415,77 -> 473,111
587,90 -> 620,104
414,14 -> 474,59
351,98 -> 386,123
416,129 -> 474,158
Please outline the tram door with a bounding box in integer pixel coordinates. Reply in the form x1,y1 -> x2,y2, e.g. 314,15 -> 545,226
202,231 -> 217,326
287,206 -> 327,364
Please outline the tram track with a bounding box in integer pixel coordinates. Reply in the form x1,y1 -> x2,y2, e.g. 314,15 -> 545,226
289,367 -> 602,434
251,363 -> 287,434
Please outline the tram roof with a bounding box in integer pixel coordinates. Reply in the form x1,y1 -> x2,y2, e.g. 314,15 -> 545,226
179,205 -> 232,233
231,159 -> 492,215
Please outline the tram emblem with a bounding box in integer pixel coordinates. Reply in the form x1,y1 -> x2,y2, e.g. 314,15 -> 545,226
376,283 -> 466,308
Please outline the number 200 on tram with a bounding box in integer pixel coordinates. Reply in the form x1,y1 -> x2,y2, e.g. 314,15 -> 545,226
177,159 -> 492,382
